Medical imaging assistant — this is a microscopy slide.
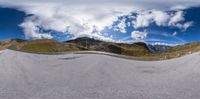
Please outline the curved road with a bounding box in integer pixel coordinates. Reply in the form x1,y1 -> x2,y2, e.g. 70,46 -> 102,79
0,50 -> 200,99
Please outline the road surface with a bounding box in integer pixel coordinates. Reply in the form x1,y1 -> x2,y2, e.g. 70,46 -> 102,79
0,49 -> 200,99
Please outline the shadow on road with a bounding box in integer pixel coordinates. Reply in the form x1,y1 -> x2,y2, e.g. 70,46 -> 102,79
58,56 -> 82,60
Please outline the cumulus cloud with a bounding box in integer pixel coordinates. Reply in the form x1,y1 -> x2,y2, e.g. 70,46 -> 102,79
7,3 -> 134,40
0,0 -> 198,42
131,31 -> 147,41
133,10 -> 193,30
19,16 -> 53,39
169,11 -> 193,31
133,10 -> 172,28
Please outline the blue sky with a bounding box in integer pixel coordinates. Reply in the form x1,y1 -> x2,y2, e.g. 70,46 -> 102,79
0,8 -> 25,39
0,0 -> 200,45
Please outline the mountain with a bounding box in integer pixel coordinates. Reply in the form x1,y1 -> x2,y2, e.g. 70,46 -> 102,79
66,37 -> 151,57
0,39 -> 27,50
66,37 -> 103,49
1,37 -> 200,60
0,37 -> 151,57
148,44 -> 171,53
160,42 -> 200,59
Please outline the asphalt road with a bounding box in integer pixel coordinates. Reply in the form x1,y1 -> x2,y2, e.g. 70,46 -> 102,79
0,49 -> 200,99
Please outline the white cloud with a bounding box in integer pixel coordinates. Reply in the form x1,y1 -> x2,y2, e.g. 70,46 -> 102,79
133,10 -> 171,28
113,18 -> 127,33
153,11 -> 171,26
10,3 -> 134,40
19,16 -> 53,39
0,0 -> 197,41
133,10 -> 193,30
131,31 -> 147,41
1,0 -> 200,8
170,11 -> 184,23
182,22 -> 193,30
169,11 -> 193,30
172,32 -> 177,36
133,12 -> 154,28
173,22 -> 193,31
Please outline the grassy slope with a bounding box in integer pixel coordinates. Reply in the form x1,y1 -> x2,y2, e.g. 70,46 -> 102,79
0,39 -> 85,53
119,43 -> 151,57
19,40 -> 86,53
1,38 -> 200,60
160,42 -> 200,59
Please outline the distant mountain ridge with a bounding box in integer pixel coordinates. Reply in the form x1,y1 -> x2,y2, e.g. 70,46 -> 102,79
148,44 -> 171,53
0,37 -> 200,60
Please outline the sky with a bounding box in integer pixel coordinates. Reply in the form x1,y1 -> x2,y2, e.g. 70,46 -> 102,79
0,0 -> 200,45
